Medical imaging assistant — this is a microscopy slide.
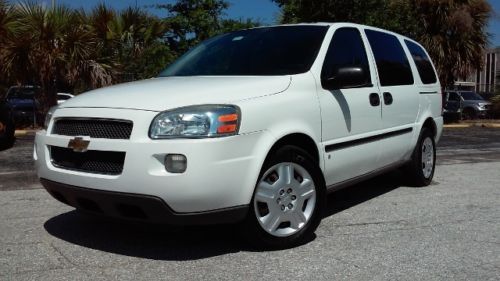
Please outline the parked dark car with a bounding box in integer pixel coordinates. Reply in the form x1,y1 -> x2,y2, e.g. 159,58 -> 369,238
442,91 -> 462,122
5,85 -> 41,126
0,99 -> 15,150
443,91 -> 491,120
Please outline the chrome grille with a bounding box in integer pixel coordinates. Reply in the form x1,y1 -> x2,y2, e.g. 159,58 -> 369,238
50,146 -> 125,175
52,119 -> 133,139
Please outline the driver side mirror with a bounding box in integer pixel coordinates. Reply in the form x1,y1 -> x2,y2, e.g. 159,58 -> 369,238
322,66 -> 370,90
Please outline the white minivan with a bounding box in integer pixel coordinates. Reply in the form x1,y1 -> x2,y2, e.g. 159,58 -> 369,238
35,23 -> 443,248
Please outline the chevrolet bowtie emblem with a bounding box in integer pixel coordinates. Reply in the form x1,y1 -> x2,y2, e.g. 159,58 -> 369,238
68,137 -> 90,153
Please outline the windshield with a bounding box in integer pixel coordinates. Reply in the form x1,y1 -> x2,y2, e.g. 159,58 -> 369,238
460,91 -> 484,101
159,25 -> 329,77
7,87 -> 39,100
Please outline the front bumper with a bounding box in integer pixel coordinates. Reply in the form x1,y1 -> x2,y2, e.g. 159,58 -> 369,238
12,109 -> 37,124
35,107 -> 272,214
41,178 -> 248,224
477,109 -> 489,117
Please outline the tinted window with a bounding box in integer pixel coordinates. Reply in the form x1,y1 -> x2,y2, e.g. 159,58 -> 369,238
448,92 -> 460,101
405,40 -> 437,84
6,87 -> 40,100
159,26 -> 329,76
460,91 -> 484,101
321,27 -> 371,86
365,30 -> 414,86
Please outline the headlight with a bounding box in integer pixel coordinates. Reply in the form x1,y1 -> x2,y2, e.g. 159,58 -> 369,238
149,105 -> 241,139
44,105 -> 58,129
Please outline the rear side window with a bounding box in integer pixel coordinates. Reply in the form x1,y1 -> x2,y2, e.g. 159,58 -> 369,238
321,27 -> 371,85
405,40 -> 437,84
365,30 -> 414,86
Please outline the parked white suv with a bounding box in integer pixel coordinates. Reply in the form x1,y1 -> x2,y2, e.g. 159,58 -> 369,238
35,23 -> 443,248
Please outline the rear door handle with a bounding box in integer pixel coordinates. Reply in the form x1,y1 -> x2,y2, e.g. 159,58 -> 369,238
369,93 -> 380,106
383,92 -> 393,105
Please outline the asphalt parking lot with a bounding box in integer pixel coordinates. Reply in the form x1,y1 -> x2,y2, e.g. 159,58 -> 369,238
1,128 -> 499,280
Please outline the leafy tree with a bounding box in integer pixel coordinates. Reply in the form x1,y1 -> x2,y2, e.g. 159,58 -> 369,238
0,0 -> 17,92
131,41 -> 175,79
87,4 -> 116,62
220,18 -> 260,33
0,0 -> 32,89
156,0 -> 229,53
157,0 -> 259,53
272,0 -> 418,35
106,7 -> 161,81
85,5 -> 175,82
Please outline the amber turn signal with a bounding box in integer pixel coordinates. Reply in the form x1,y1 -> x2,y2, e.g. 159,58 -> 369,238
217,124 -> 237,134
218,114 -> 238,122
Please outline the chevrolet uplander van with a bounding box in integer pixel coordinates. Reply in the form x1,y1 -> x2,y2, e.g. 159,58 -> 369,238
35,23 -> 443,248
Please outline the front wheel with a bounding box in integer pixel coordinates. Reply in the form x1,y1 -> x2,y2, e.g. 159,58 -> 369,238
404,128 -> 436,187
242,145 -> 325,249
461,108 -> 476,120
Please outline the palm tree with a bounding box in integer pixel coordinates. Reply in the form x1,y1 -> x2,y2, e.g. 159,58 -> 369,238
0,0 -> 27,86
0,0 -> 14,45
0,1 -> 112,113
86,3 -> 117,68
105,6 -> 169,82
412,0 -> 491,87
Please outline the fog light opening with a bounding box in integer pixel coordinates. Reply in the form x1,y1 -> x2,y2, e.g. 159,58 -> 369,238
165,154 -> 187,173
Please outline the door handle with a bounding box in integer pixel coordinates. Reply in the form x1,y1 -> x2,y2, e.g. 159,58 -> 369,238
369,93 -> 380,106
383,92 -> 393,105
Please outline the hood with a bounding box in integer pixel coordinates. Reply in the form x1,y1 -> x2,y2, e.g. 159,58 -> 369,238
60,76 -> 291,111
463,100 -> 491,105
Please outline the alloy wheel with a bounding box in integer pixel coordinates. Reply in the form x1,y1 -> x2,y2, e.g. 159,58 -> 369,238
421,137 -> 434,179
254,162 -> 316,237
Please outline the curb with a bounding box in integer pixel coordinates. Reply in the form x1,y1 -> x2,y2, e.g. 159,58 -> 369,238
444,124 -> 470,128
444,123 -> 500,128
14,130 -> 39,137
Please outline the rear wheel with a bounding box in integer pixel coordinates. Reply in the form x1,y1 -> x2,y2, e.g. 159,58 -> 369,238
242,145 -> 325,249
405,128 -> 436,187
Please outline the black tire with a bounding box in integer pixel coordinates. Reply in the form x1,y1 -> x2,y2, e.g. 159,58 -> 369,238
241,145 -> 325,249
0,110 -> 15,150
404,128 -> 436,187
